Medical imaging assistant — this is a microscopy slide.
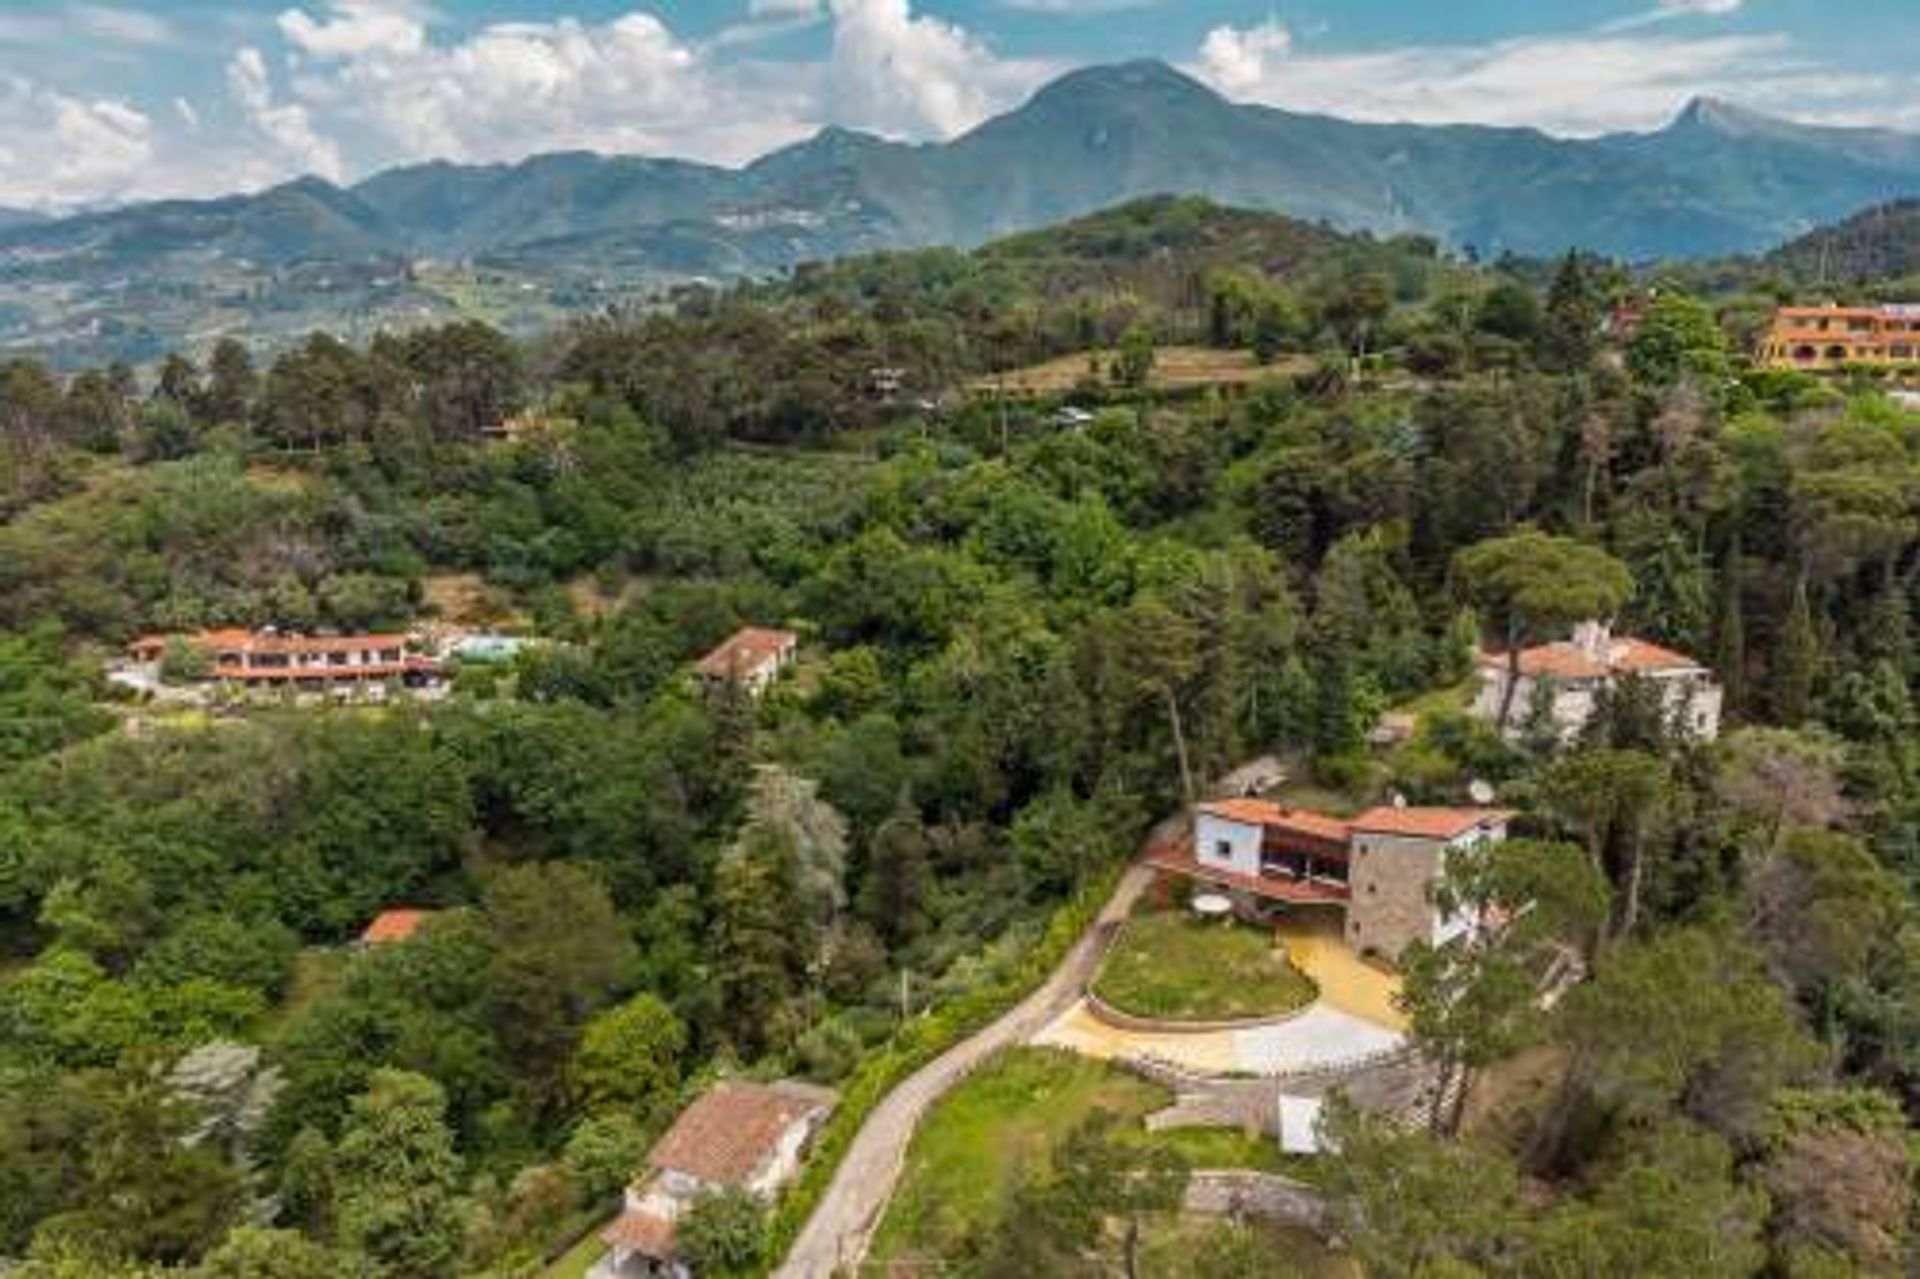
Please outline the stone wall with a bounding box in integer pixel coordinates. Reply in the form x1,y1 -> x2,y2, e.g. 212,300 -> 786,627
1345,833 -> 1441,960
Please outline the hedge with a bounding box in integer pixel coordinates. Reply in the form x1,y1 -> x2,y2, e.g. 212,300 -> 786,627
756,864 -> 1123,1275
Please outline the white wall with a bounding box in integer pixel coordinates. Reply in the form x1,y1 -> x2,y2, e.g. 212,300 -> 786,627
1194,811 -> 1262,877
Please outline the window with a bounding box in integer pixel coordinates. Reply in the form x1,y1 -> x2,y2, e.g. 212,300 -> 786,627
1214,840 -> 1233,861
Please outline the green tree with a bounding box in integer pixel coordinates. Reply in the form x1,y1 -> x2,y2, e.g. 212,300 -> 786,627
1541,252 -> 1601,371
1401,839 -> 1609,1133
675,1186 -> 766,1277
1627,292 -> 1731,388
191,1227 -> 367,1279
333,1070 -> 465,1279
1043,1108 -> 1190,1279
1536,748 -> 1670,940
1112,324 -> 1156,392
1522,1124 -> 1767,1279
1772,575 -> 1819,726
484,862 -> 636,1104
1320,1099 -> 1521,1279
569,992 -> 686,1118
1558,926 -> 1819,1143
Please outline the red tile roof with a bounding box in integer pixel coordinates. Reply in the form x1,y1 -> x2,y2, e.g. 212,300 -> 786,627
1197,797 -> 1287,826
1609,638 -> 1706,673
645,1081 -> 832,1188
695,627 -> 798,679
1196,800 -> 1353,844
1480,636 -> 1705,680
360,909 -> 434,945
601,1208 -> 677,1259
130,629 -> 414,659
1349,807 -> 1512,841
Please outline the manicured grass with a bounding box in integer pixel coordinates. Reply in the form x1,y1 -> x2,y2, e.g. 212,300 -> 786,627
869,1047 -> 1293,1270
1093,910 -> 1318,1022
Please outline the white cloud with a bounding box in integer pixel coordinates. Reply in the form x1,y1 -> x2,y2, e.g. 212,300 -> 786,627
748,0 -> 821,16
279,0 -> 428,60
1196,19 -> 1291,97
1658,0 -> 1743,14
998,0 -> 1163,11
1188,23 -> 1902,136
228,45 -> 345,180
0,76 -> 154,206
70,4 -> 179,47
824,0 -> 1052,138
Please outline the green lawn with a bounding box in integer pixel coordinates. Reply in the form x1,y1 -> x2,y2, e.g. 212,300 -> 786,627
869,1047 -> 1296,1270
1392,677 -> 1478,720
1092,910 -> 1318,1022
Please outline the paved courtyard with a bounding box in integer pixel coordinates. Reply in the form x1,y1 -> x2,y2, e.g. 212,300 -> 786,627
1035,1000 -> 1404,1075
1032,908 -> 1409,1076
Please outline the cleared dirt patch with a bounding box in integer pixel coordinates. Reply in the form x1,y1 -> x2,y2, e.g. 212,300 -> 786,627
967,345 -> 1310,398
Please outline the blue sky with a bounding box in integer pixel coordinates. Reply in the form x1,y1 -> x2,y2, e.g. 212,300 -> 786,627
0,0 -> 1914,208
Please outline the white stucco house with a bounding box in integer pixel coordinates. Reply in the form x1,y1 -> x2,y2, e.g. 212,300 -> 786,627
1473,620 -> 1723,742
594,1079 -> 836,1279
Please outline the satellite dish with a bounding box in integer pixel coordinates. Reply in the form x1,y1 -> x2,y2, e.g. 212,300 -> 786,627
1468,779 -> 1496,805
1391,791 -> 1408,808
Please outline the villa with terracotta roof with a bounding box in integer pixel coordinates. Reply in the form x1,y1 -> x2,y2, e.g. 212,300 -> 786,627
693,627 -> 798,697
1474,619 -> 1722,742
1147,799 -> 1512,960
122,628 -> 443,695
594,1079 -> 835,1279
1759,303 -> 1920,373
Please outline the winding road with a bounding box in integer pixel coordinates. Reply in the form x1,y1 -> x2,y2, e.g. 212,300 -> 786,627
773,863 -> 1153,1278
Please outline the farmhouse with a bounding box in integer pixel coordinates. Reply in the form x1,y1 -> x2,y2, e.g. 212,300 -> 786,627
694,627 -> 798,697
1474,620 -> 1722,741
594,1080 -> 836,1279
124,628 -> 443,692
1146,799 -> 1511,961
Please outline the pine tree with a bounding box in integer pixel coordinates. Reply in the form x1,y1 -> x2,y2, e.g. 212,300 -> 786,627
1543,251 -> 1601,371
1773,577 -> 1818,726
1714,542 -> 1747,720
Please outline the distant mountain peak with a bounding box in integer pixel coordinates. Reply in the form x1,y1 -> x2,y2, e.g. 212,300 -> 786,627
1668,95 -> 1790,137
1028,58 -> 1224,107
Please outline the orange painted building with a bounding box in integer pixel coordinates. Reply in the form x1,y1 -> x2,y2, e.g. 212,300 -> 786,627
1759,304 -> 1920,371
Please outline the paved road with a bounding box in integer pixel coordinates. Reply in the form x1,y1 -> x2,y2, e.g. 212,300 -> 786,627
773,863 -> 1152,1279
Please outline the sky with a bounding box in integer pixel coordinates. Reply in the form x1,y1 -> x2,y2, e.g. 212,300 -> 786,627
0,0 -> 1915,210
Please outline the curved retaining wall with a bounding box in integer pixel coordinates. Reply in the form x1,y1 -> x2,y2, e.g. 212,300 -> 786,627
1082,986 -> 1319,1035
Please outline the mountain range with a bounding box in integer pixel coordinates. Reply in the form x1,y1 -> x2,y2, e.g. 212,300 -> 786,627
4,59 -> 1918,366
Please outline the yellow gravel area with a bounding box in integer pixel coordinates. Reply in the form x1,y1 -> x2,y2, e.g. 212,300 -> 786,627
1035,1003 -> 1244,1071
1273,918 -> 1407,1031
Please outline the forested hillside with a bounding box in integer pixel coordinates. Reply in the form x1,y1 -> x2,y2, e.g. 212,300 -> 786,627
2,198 -> 1919,1277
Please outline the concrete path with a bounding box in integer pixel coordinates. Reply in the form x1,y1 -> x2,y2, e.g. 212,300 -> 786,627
772,864 -> 1152,1279
1034,1000 -> 1403,1075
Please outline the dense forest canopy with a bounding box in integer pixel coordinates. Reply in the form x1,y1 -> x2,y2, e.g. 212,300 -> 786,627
2,196 -> 1920,1277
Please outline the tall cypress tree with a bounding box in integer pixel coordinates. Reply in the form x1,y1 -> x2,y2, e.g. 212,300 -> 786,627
1772,575 -> 1818,726
1714,540 -> 1746,720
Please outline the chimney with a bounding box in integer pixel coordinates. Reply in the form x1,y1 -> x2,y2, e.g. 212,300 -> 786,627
1572,619 -> 1611,660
